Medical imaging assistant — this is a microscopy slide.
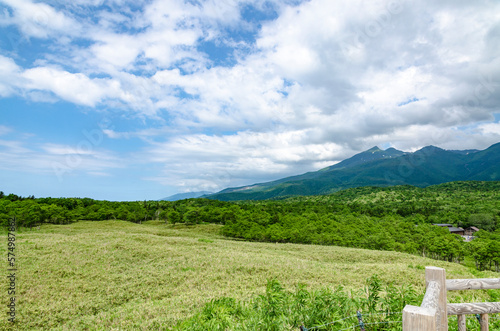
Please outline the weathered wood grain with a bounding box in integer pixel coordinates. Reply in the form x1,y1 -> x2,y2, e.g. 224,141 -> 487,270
425,267 -> 448,331
422,281 -> 440,310
480,313 -> 489,331
447,302 -> 500,315
446,278 -> 500,291
457,315 -> 466,331
403,305 -> 436,331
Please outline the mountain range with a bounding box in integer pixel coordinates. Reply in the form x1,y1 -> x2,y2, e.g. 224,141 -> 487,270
205,142 -> 500,201
161,191 -> 214,201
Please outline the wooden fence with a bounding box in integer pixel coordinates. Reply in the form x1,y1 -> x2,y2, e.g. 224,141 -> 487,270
402,266 -> 500,331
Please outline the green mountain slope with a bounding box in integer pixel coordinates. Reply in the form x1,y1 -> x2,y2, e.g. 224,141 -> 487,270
326,146 -> 406,170
466,142 -> 500,181
208,142 -> 500,201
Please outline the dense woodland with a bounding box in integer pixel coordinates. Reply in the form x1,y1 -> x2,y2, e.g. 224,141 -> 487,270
1,181 -> 499,272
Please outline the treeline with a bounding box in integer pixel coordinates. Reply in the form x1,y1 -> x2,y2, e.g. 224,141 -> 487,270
0,193 -> 235,227
1,181 -> 499,272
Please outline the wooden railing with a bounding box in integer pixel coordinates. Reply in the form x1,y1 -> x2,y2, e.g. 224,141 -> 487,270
403,266 -> 500,331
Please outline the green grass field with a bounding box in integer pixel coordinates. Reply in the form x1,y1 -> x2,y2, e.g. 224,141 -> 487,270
1,220 -> 498,330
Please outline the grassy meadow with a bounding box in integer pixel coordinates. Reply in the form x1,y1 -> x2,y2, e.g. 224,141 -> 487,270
1,220 -> 499,330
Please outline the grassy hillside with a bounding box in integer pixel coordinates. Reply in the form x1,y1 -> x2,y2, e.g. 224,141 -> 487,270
1,220 -> 499,330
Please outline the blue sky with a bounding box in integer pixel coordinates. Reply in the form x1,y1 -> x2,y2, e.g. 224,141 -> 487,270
0,0 -> 499,201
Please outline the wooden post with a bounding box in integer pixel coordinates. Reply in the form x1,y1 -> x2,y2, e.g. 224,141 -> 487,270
403,305 -> 436,330
457,315 -> 466,331
480,314 -> 489,331
425,266 -> 448,331
403,266 -> 500,330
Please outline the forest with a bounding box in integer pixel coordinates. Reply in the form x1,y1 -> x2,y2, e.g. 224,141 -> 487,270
1,181 -> 499,272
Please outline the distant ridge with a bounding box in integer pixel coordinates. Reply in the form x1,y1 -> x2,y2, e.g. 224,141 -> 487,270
161,191 -> 213,201
206,142 -> 500,201
324,145 -> 406,170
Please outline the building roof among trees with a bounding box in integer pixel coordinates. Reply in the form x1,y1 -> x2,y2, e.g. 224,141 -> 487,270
447,227 -> 465,233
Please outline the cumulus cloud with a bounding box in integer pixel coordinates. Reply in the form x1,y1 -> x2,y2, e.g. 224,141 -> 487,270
0,0 -> 81,38
1,0 -> 500,194
21,66 -> 121,106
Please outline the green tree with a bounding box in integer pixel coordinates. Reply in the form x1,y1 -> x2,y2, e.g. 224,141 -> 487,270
169,210 -> 181,224
469,213 -> 496,231
184,208 -> 200,224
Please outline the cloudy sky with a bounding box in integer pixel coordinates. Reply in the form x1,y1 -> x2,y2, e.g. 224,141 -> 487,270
0,0 -> 499,200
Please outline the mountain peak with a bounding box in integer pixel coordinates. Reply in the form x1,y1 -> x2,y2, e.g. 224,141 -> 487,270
415,145 -> 445,154
325,145 -> 404,171
367,146 -> 382,152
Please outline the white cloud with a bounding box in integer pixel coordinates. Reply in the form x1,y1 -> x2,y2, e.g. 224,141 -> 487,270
0,139 -> 32,153
139,0 -> 500,191
0,136 -> 123,181
42,143 -> 98,156
21,66 -> 121,107
81,0 -> 242,73
142,129 -> 345,190
1,0 -> 500,194
0,55 -> 21,96
0,55 -> 142,108
0,0 -> 81,38
89,34 -> 143,71
478,122 -> 500,137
